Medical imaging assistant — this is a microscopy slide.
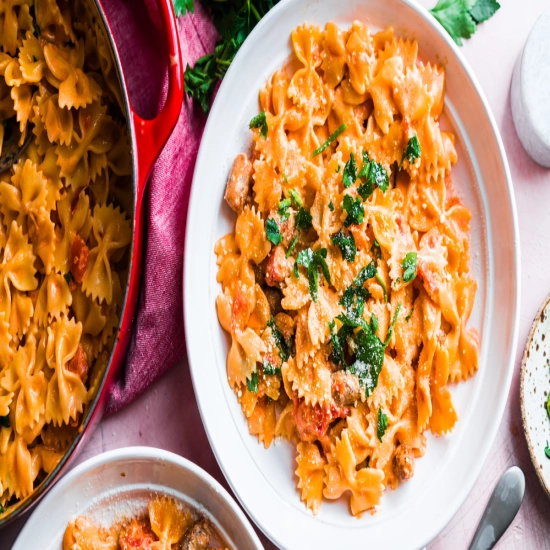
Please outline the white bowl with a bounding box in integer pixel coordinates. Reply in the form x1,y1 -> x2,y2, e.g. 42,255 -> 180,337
184,0 -> 520,548
12,447 -> 263,550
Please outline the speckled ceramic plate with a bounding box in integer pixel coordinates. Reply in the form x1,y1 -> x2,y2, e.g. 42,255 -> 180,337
521,294 -> 550,497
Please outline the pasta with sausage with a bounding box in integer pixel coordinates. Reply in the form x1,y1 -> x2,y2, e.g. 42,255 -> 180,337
215,21 -> 479,516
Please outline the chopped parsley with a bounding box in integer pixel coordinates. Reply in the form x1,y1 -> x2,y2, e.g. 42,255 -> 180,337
339,262 -> 376,314
342,153 -> 358,188
371,239 -> 382,260
343,194 -> 364,227
249,110 -> 268,138
377,408 -> 388,442
312,123 -> 347,157
286,234 -> 299,258
295,207 -> 313,231
247,370 -> 259,393
358,153 -> 389,198
329,321 -> 352,368
265,217 -> 282,245
267,317 -> 293,362
335,165 -> 341,173
349,305 -> 401,396
283,173 -> 289,185
328,200 -> 334,212
401,135 -> 421,168
405,307 -> 414,322
294,248 -> 331,302
430,0 -> 500,46
64,272 -> 72,284
262,361 -> 281,376
545,441 -> 550,459
0,414 -> 9,428
289,188 -> 302,207
401,252 -> 417,283
278,198 -> 291,222
331,230 -> 356,262
173,0 -> 194,15
0,504 -> 4,514
375,272 -> 388,303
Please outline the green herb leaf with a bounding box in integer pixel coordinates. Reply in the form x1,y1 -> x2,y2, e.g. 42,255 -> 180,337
402,252 -> 417,283
331,230 -> 356,262
278,198 -> 291,222
173,0 -> 194,16
247,370 -> 259,393
329,320 -> 352,368
267,317 -> 293,362
358,153 -> 389,197
295,207 -> 313,231
469,0 -> 500,24
249,110 -> 268,138
295,248 -> 331,302
64,271 -> 72,284
375,272 -> 388,303
371,239 -> 382,260
328,200 -> 334,212
184,1 -> 280,112
343,195 -> 364,227
265,217 -> 282,245
377,408 -> 388,442
0,414 -> 10,428
430,0 -> 476,45
335,165 -> 341,173
405,306 -> 414,322
262,361 -> 281,376
342,153 -> 357,188
289,189 -> 302,207
384,304 -> 402,346
312,123 -> 347,157
286,234 -> 299,258
545,441 -> 550,460
401,135 -> 421,168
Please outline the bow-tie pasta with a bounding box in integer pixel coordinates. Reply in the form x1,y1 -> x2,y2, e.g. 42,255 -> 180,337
0,0 -> 132,513
216,21 -> 479,516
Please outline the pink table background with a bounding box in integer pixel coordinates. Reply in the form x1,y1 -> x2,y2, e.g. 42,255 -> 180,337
3,0 -> 550,548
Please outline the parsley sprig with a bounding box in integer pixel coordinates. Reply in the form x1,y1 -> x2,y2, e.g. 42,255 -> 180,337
401,135 -> 421,168
358,153 -> 389,198
401,252 -> 417,283
331,230 -> 356,262
267,317 -> 293,362
182,0 -> 280,113
249,111 -> 268,138
294,248 -> 331,302
312,124 -> 347,157
377,408 -> 388,442
342,195 -> 364,227
430,0 -> 500,46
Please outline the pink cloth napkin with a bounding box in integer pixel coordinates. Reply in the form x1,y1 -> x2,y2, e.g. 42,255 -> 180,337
98,0 -> 218,414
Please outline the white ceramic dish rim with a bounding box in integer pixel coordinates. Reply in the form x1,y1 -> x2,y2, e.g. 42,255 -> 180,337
12,446 -> 263,549
184,0 -> 521,547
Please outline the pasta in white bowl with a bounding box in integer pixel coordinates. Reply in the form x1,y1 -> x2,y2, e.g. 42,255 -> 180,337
184,0 -> 519,547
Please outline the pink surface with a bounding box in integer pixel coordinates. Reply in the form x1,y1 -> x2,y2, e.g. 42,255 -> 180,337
4,0 -> 550,548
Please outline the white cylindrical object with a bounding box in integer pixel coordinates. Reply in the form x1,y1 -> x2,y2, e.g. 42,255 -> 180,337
511,10 -> 550,168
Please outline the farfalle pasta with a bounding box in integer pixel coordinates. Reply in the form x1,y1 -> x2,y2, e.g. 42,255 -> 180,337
63,495 -> 230,550
216,21 -> 479,516
0,0 -> 132,513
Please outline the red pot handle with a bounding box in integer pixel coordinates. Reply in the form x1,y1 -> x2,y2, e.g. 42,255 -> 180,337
132,0 -> 184,199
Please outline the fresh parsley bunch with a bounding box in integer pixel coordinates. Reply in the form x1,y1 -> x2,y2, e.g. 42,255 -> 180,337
176,0 -> 280,113
430,0 -> 501,45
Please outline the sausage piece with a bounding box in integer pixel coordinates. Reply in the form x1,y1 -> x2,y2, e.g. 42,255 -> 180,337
66,344 -> 89,384
331,370 -> 362,406
70,235 -> 89,283
224,153 -> 253,213
119,518 -> 157,550
265,246 -> 292,287
293,398 -> 349,443
182,519 -> 211,550
264,287 -> 283,316
392,445 -> 415,481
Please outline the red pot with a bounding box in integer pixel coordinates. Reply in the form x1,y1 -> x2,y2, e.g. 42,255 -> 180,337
0,0 -> 184,528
